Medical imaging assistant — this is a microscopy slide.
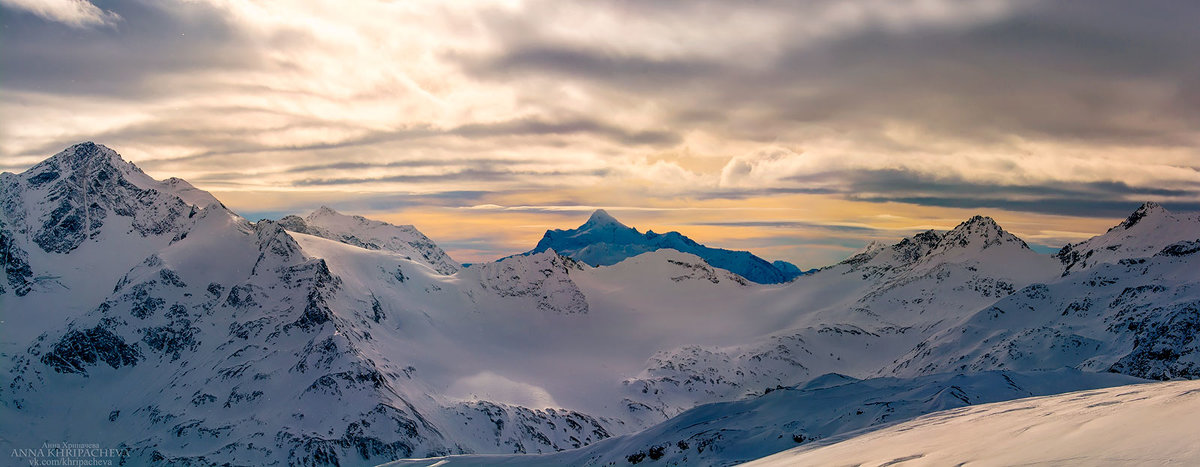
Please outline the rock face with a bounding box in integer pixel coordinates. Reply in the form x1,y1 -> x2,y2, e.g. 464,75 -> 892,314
523,209 -> 796,284
0,142 -> 207,331
4,142 -> 194,255
0,215 -> 34,296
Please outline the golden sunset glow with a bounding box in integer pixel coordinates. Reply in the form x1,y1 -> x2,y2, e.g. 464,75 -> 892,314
3,0 -> 1198,268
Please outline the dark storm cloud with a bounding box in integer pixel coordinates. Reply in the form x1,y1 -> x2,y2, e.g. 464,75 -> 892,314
278,158 -> 544,174
0,0 -> 259,98
785,169 -> 1200,200
28,114 -> 677,168
293,167 -> 611,187
462,0 -> 1200,148
460,45 -> 724,91
238,190 -> 495,222
859,197 -> 1200,219
450,117 -> 680,146
773,167 -> 1200,217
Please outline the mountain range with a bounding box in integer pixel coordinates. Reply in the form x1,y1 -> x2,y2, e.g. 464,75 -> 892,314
2,142 -> 1198,466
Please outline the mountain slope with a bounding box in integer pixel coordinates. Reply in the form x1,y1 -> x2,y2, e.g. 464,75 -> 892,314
523,210 -> 797,284
745,378 -> 1200,467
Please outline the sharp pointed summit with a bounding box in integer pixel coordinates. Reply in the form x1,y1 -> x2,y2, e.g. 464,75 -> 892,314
309,205 -> 342,219
23,142 -> 137,185
1114,201 -> 1168,231
1058,201 -> 1198,274
581,209 -> 627,229
935,215 -> 1030,252
45,141 -> 119,169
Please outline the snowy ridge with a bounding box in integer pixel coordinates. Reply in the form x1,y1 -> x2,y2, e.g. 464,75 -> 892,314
523,209 -> 800,284
279,206 -> 459,275
1056,201 -> 1200,275
462,250 -> 589,315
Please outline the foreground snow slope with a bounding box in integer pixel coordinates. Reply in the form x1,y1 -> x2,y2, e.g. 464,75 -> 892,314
743,378 -> 1200,467
383,369 -> 1143,467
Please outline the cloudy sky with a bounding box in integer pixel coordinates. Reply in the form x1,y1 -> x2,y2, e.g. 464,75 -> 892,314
2,0 -> 1198,267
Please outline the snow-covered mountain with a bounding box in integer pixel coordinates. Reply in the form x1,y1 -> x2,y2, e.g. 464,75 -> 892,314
279,206 -> 460,275
0,142 -> 203,341
1056,201 -> 1200,275
4,143 -> 1199,466
521,209 -> 802,284
618,214 -> 1064,420
3,145 -> 808,465
889,203 -> 1200,380
1,145 -> 625,465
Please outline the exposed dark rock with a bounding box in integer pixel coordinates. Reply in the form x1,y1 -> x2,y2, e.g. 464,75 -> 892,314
41,326 -> 141,375
0,222 -> 33,296
1158,240 -> 1200,257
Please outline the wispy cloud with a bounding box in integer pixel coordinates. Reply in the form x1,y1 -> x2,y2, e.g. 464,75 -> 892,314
2,0 -> 1198,266
1,0 -> 119,28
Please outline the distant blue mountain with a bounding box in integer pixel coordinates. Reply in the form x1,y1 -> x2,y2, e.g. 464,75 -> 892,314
523,209 -> 804,284
772,260 -> 812,279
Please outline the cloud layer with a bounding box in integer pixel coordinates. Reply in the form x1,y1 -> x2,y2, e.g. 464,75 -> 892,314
2,0 -> 1197,266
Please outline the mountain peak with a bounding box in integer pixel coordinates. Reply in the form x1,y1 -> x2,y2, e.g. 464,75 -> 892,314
1114,202 -> 1168,231
310,205 -> 342,218
581,209 -> 628,229
963,215 -> 998,227
40,142 -> 124,172
937,215 -> 1028,251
